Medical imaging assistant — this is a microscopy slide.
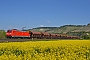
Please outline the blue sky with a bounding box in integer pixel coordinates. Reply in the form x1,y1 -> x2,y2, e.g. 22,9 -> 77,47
0,0 -> 90,30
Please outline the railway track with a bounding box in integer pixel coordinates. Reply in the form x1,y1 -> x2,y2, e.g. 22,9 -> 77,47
0,39 -> 80,42
0,39 -> 34,42
0,39 -> 60,42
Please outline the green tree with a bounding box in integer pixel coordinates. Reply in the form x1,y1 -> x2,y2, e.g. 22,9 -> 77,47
81,33 -> 90,39
0,30 -> 6,39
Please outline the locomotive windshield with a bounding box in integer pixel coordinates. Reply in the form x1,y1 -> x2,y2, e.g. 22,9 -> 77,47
7,30 -> 12,33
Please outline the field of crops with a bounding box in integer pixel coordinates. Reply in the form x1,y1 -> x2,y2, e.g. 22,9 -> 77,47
0,40 -> 90,60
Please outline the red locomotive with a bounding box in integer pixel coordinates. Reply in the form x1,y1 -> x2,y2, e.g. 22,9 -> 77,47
6,29 -> 30,38
6,29 -> 79,39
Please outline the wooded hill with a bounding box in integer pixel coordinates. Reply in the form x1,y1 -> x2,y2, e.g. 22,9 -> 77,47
31,23 -> 90,34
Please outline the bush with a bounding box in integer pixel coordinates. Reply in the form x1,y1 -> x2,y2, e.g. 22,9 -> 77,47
0,30 -> 6,39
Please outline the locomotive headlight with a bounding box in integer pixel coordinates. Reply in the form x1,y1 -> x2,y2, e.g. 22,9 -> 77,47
6,33 -> 11,36
9,33 -> 11,35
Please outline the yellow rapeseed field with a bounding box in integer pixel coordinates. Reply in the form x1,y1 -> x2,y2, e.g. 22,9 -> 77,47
0,40 -> 90,60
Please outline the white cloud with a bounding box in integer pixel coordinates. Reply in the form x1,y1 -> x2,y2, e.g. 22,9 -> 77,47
40,25 -> 44,27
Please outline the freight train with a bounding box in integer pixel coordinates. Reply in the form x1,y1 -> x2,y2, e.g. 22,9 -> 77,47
6,29 -> 79,39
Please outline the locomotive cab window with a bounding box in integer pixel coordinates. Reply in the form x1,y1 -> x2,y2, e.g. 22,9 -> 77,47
7,30 -> 12,33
